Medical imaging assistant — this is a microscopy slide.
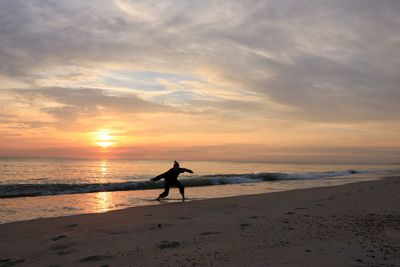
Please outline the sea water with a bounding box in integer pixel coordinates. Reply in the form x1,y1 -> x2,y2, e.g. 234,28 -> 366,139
0,157 -> 399,223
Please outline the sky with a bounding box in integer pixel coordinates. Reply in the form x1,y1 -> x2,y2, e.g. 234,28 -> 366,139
0,0 -> 400,163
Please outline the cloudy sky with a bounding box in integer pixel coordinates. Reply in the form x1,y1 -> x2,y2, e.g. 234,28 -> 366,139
1,0 -> 399,163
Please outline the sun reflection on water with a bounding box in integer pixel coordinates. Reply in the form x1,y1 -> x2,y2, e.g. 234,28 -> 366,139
96,191 -> 113,212
95,160 -> 112,212
100,160 -> 108,176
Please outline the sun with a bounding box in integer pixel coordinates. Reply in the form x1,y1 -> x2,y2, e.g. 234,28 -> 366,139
97,141 -> 113,148
95,130 -> 114,148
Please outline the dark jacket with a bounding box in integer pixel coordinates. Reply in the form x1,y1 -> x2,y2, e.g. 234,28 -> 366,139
152,167 -> 193,184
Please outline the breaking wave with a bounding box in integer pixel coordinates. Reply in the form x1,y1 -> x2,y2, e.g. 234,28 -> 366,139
0,169 -> 367,198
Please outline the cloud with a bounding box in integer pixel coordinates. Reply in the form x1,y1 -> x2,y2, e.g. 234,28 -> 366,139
0,0 -> 399,161
1,87 -> 175,131
1,1 -> 399,123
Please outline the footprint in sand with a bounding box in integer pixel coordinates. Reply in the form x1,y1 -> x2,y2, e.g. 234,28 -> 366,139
149,223 -> 163,230
0,258 -> 25,266
64,224 -> 78,228
156,241 -> 181,249
239,223 -> 251,230
199,231 -> 221,236
50,244 -> 73,256
249,215 -> 264,219
52,235 -> 67,241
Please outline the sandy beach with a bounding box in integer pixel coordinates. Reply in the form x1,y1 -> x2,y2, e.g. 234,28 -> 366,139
1,176 -> 399,267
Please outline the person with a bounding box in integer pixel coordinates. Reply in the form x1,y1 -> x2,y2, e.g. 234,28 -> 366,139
150,161 -> 193,200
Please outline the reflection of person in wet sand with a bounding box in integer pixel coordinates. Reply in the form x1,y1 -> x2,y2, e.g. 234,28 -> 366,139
151,161 -> 193,201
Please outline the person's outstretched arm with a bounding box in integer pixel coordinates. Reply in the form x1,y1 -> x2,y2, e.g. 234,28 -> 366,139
151,172 -> 166,181
180,168 -> 193,174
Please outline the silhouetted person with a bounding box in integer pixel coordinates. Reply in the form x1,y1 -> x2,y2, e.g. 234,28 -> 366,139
151,161 -> 193,200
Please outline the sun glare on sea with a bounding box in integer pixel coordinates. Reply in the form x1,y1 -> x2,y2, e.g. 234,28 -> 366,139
95,130 -> 114,148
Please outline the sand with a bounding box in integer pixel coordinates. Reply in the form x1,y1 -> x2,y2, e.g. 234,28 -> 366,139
0,177 -> 399,267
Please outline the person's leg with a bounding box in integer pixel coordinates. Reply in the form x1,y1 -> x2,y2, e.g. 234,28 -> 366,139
175,180 -> 185,200
157,183 -> 170,199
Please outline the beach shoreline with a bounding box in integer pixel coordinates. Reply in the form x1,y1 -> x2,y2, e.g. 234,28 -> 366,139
1,176 -> 399,266
1,171 -> 393,224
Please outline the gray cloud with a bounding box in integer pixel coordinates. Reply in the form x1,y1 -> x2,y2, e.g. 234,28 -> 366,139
0,0 -> 399,123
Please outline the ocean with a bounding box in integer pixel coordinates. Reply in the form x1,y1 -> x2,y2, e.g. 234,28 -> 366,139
0,157 -> 399,224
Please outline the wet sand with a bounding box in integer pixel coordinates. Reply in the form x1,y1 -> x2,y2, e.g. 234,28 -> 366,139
0,177 -> 399,266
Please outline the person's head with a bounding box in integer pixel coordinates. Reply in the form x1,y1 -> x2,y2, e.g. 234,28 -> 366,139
173,161 -> 180,168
